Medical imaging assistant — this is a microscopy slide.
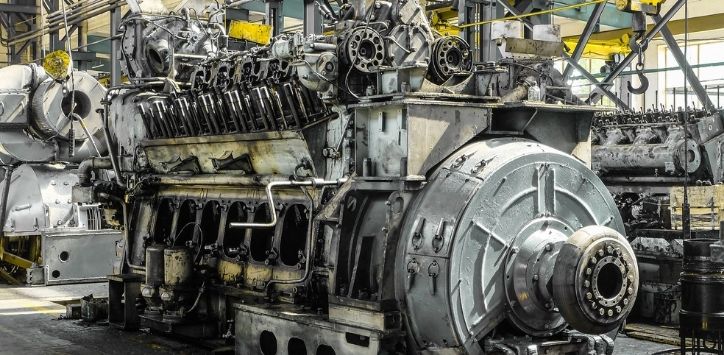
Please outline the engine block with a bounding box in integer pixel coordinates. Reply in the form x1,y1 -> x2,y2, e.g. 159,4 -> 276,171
94,1 -> 641,354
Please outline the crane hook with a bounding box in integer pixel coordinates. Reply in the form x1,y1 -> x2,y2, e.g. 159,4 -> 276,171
627,62 -> 649,95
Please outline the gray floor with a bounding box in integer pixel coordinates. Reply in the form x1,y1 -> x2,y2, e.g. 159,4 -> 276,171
0,282 -> 675,354
0,282 -> 210,355
614,334 -> 676,355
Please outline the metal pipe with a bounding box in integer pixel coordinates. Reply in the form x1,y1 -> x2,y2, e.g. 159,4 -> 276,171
264,184 -> 316,292
77,157 -> 113,187
101,90 -> 126,188
0,165 -> 15,239
9,2 -> 123,45
229,177 -> 348,229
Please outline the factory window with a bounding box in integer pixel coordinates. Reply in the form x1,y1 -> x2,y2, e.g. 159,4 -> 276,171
658,41 -> 724,108
557,59 -> 617,107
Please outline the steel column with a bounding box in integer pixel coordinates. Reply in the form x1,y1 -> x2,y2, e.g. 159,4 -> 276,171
654,14 -> 715,110
303,0 -> 321,35
266,0 -> 283,37
110,6 -> 122,86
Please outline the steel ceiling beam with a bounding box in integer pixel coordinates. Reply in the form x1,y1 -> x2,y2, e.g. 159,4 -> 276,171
588,0 -> 686,105
562,2 -> 605,80
653,14 -> 714,109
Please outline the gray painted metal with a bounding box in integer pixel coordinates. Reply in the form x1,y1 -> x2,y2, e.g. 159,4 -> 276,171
42,229 -> 123,285
396,138 -> 629,353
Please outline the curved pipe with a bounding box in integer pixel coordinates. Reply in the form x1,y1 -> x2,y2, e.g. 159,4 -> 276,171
263,177 -> 349,293
229,177 -> 348,229
77,157 -> 113,187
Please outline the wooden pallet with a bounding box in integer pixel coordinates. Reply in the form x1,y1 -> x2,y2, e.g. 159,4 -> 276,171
624,322 -> 684,346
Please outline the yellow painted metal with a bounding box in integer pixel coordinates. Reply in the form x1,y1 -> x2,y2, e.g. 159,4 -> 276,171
42,50 -> 71,81
228,20 -> 273,45
427,5 -> 460,36
564,12 -> 724,43
564,35 -> 631,60
0,239 -> 35,270
615,0 -> 664,14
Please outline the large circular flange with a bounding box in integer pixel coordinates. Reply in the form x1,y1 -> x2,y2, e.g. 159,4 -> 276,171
427,36 -> 472,84
346,27 -> 385,73
31,71 -> 106,141
504,219 -> 569,336
552,225 -> 639,334
675,139 -> 701,174
397,138 -> 626,353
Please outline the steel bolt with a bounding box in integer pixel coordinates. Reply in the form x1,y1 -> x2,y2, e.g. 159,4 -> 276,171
533,274 -> 539,281
586,268 -> 592,275
599,308 -> 605,316
607,309 -> 614,317
590,256 -> 597,264
584,280 -> 590,288
545,243 -> 553,252
598,249 -> 605,257
616,306 -> 622,313
623,298 -> 629,305
627,287 -> 634,295
586,292 -> 593,300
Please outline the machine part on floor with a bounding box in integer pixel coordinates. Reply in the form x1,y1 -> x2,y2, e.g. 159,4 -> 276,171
0,63 -> 120,285
679,238 -> 724,353
81,294 -> 109,322
94,1 -> 640,354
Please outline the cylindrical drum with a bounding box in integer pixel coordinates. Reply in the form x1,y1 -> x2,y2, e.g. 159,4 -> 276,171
163,246 -> 193,286
145,244 -> 165,287
680,239 -> 724,333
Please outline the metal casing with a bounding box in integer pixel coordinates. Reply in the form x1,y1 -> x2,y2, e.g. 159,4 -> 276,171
164,247 -> 193,286
396,138 -> 626,351
1,164 -> 82,235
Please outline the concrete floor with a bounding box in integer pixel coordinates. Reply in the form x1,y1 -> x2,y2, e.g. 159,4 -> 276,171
0,282 -> 675,355
0,282 -> 209,355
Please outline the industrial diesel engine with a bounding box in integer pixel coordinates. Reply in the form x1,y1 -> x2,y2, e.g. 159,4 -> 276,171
591,107 -> 724,324
0,63 -> 122,285
92,1 -> 640,353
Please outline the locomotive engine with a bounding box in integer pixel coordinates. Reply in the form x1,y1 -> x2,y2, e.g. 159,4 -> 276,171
0,62 -> 122,285
96,1 -> 640,353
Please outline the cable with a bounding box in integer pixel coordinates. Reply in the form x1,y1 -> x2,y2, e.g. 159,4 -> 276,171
682,0 -> 691,240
